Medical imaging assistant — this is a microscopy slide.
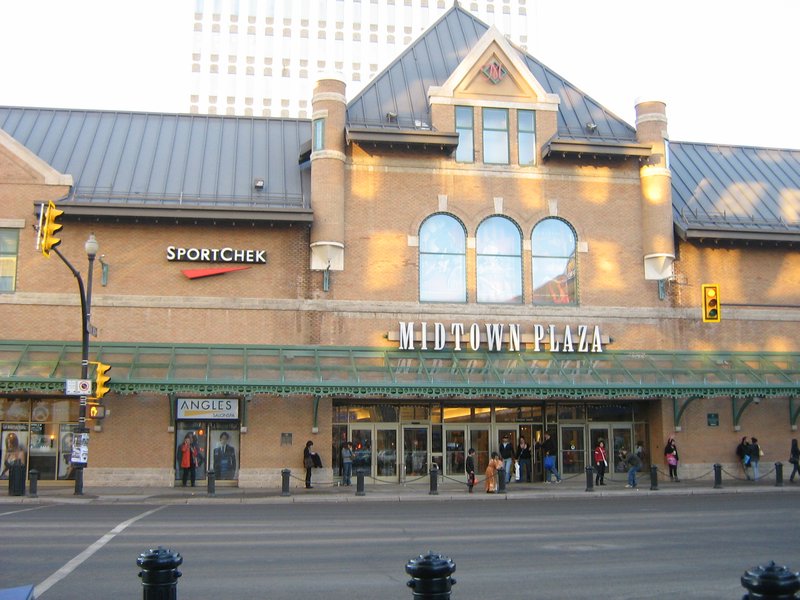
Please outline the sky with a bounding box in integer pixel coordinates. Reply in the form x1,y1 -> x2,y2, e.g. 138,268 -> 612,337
0,0 -> 798,149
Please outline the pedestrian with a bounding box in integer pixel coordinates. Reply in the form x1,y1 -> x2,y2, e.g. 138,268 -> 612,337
749,437 -> 762,480
593,439 -> 608,486
788,439 -> 799,483
303,440 -> 318,489
623,448 -> 642,488
485,451 -> 503,493
664,436 -> 680,482
341,441 -> 353,486
176,432 -> 198,487
2,432 -> 27,496
736,436 -> 752,480
465,447 -> 476,493
516,437 -> 532,483
541,432 -> 561,483
498,435 -> 514,483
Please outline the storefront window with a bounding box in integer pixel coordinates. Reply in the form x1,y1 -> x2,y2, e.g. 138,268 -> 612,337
558,404 -> 585,420
494,405 -> 543,422
531,218 -> 577,305
399,405 -> 429,421
476,216 -> 522,304
0,398 -> 78,482
419,213 -> 467,303
587,403 -> 634,421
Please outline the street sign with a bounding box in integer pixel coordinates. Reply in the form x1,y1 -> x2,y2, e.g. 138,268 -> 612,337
65,379 -> 92,396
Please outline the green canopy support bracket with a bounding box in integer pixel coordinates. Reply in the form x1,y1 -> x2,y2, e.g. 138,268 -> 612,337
790,396 -> 799,431
312,395 -> 321,433
168,392 -> 176,427
241,394 -> 251,431
732,396 -> 756,431
673,396 -> 701,431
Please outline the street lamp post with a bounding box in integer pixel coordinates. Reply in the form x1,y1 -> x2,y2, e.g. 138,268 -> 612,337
53,233 -> 98,495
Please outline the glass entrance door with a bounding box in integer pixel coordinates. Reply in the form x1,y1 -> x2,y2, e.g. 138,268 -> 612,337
589,424 -> 633,476
469,426 -> 490,477
559,425 -> 585,475
375,426 -> 398,479
444,427 -> 466,478
402,426 -> 428,479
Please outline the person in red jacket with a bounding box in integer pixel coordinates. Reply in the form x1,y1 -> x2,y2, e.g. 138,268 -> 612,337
593,440 -> 608,486
177,432 -> 199,487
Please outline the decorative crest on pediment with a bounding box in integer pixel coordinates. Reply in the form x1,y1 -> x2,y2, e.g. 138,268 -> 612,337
481,59 -> 507,84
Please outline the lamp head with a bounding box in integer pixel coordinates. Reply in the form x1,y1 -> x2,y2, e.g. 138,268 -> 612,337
84,233 -> 99,258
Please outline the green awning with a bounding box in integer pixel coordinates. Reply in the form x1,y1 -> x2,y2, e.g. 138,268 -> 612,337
1,341 -> 798,400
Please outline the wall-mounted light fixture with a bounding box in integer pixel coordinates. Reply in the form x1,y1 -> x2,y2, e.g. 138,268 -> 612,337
254,178 -> 265,190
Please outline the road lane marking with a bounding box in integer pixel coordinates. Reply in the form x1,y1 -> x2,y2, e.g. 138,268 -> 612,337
0,506 -> 48,518
34,506 -> 166,598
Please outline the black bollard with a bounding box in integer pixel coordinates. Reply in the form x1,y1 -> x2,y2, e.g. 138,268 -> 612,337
585,466 -> 594,492
741,560 -> 800,599
650,465 -> 659,491
497,468 -> 506,494
206,470 -> 215,496
775,462 -> 783,487
406,552 -> 456,600
356,469 -> 365,497
429,463 -> 439,495
28,469 -> 39,498
281,468 -> 291,496
713,463 -> 722,489
137,546 -> 182,600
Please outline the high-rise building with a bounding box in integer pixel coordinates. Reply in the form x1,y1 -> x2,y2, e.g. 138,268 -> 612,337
190,0 -> 531,117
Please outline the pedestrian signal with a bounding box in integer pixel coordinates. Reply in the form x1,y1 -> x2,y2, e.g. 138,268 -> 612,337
702,284 -> 721,323
41,201 -> 64,257
87,403 -> 106,419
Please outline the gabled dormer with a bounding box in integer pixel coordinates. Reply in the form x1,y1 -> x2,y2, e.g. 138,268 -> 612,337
427,25 -> 560,166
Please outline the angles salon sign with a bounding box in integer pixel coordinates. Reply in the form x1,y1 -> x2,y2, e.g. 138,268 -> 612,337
394,321 -> 606,353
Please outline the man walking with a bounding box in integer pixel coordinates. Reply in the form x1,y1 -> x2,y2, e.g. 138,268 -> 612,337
623,448 -> 642,488
541,432 -> 561,483
499,435 -> 514,483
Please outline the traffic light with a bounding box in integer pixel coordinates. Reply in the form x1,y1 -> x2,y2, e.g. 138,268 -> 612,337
41,201 -> 64,257
702,284 -> 721,323
87,403 -> 106,419
91,361 -> 112,399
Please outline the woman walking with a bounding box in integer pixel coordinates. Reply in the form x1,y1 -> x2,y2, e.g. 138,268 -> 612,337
664,437 -> 679,482
593,440 -> 608,486
789,439 -> 799,483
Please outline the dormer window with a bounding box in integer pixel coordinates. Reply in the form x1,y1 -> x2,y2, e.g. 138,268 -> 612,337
518,110 -> 536,166
482,108 -> 509,164
455,106 -> 474,163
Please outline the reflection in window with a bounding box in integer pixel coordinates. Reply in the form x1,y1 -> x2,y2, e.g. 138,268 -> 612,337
0,229 -> 19,292
455,106 -> 473,163
518,109 -> 535,166
419,214 -> 466,302
482,108 -> 509,164
476,216 -> 522,303
531,218 -> 577,305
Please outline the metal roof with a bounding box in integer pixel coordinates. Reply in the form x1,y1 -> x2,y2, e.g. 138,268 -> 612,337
1,341 -> 798,402
345,5 -> 637,144
670,142 -> 800,243
0,107 -> 312,222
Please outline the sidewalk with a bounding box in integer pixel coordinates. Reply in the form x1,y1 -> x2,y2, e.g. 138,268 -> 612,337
3,472 -> 798,505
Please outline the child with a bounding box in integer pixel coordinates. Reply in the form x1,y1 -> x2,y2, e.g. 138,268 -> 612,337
485,451 -> 503,493
465,448 -> 476,493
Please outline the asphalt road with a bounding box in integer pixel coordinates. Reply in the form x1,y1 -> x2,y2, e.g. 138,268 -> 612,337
1,494 -> 798,599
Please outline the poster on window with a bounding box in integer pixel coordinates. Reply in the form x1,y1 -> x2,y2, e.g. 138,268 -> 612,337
210,425 -> 239,480
175,423 -> 207,481
59,425 -> 78,480
1,424 -> 28,480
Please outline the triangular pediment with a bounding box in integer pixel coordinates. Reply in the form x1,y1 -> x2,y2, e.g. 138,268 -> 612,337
0,128 -> 72,186
429,25 -> 559,111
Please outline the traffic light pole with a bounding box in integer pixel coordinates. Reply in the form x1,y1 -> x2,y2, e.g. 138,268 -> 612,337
52,239 -> 97,495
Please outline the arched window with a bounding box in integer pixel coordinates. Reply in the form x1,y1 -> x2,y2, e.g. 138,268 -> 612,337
419,214 -> 466,302
531,218 -> 577,305
476,216 -> 522,304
